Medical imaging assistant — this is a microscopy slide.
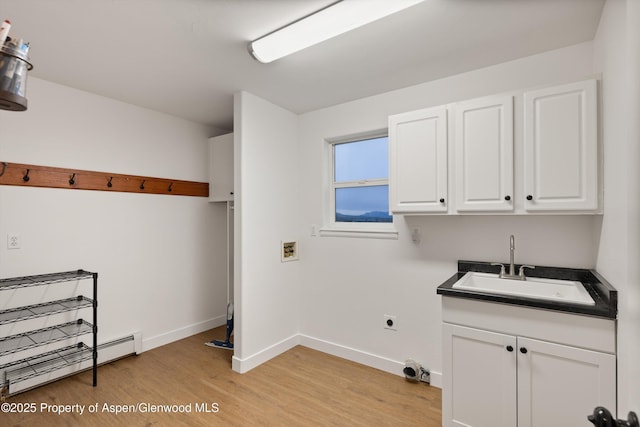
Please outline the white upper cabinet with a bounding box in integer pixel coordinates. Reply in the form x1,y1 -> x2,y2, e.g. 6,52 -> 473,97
389,106 -> 448,213
386,78 -> 600,215
524,79 -> 599,211
454,95 -> 514,212
208,133 -> 234,202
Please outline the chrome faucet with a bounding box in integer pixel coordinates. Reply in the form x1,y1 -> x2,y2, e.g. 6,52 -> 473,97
509,234 -> 516,276
492,235 -> 535,280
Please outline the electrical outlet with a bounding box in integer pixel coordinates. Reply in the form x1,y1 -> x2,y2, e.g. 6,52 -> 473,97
281,241 -> 299,262
383,314 -> 397,331
7,233 -> 20,249
411,227 -> 421,244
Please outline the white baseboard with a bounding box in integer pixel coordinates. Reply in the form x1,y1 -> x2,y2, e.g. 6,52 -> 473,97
300,334 -> 403,374
142,316 -> 226,352
4,327 -> 442,398
232,334 -> 300,373
229,332 -> 442,389
431,372 -> 442,388
300,335 -> 443,388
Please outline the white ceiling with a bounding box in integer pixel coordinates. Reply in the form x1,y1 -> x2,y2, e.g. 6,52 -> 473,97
1,0 -> 605,132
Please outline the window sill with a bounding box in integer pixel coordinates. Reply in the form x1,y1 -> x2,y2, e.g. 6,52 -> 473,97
318,226 -> 398,240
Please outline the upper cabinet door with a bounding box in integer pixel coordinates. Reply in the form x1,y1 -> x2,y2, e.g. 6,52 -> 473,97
209,133 -> 234,202
454,95 -> 514,211
524,79 -> 598,212
389,106 -> 448,213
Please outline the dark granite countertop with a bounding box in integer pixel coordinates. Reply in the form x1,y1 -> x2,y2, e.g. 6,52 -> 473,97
436,260 -> 617,319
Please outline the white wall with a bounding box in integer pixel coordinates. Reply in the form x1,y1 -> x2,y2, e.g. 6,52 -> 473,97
296,42 -> 600,386
0,78 -> 228,351
232,91 -> 301,372
593,0 -> 640,415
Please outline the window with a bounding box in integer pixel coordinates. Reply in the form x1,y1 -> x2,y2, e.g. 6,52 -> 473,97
325,135 -> 395,236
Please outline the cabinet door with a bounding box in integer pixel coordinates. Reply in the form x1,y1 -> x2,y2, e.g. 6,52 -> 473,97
389,107 -> 448,213
209,133 -> 234,202
454,95 -> 514,211
443,323 -> 517,427
523,79 -> 598,211
517,337 -> 616,427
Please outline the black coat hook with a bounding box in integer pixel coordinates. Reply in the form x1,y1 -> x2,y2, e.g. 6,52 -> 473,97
0,162 -> 6,177
69,173 -> 76,185
22,169 -> 30,182
168,182 -> 173,192
107,177 -> 113,188
140,180 -> 145,190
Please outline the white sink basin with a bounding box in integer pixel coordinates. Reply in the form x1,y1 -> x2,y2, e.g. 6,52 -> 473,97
452,271 -> 595,306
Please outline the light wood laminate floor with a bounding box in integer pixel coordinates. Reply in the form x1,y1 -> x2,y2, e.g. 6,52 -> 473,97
2,327 -> 442,426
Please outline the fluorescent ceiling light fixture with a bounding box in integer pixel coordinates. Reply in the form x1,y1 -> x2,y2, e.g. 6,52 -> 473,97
249,0 -> 425,63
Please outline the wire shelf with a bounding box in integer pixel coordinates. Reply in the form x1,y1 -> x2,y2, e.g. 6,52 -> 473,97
0,296 -> 93,326
1,343 -> 93,386
0,270 -> 96,290
0,320 -> 94,357
0,269 -> 98,395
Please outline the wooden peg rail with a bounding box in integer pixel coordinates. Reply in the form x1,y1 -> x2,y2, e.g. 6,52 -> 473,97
0,161 -> 209,197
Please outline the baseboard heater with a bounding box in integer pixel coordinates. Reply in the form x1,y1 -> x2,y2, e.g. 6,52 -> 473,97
4,332 -> 142,396
96,332 -> 142,363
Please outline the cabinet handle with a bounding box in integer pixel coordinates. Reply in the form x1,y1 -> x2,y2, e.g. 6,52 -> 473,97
439,198 -> 445,203
504,195 -> 511,201
520,347 -> 528,354
526,195 -> 533,201
506,345 -> 514,352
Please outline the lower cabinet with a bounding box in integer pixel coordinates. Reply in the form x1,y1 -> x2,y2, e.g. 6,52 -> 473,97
443,323 -> 616,427
443,324 -> 517,427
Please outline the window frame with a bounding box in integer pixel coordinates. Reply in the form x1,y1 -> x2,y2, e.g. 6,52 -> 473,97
321,131 -> 398,239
